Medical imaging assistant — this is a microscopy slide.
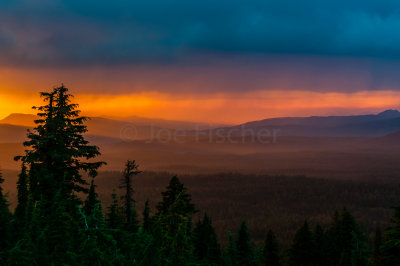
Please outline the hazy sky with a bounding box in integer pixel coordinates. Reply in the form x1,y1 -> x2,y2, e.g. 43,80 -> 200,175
1,0 -> 400,123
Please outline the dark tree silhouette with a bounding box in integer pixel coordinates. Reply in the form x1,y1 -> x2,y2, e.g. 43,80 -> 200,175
224,232 -> 237,266
193,213 -> 221,265
156,175 -> 196,216
143,198 -> 151,232
15,85 -> 105,202
13,164 -> 29,235
84,178 -> 100,216
106,191 -> 124,230
289,221 -> 316,266
236,221 -> 255,266
155,176 -> 196,265
313,224 -> 328,266
382,205 -> 400,265
120,160 -> 141,232
11,85 -> 106,263
0,171 -> 11,261
263,229 -> 281,266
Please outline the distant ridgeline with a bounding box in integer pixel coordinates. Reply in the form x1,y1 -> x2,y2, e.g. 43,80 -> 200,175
1,110 -> 400,145
213,109 -> 400,137
0,85 -> 399,265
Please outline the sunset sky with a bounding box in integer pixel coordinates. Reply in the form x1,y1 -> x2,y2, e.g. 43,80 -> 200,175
2,1 -> 400,124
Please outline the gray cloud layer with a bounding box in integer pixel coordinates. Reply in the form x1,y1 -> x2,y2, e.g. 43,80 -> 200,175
1,0 -> 400,66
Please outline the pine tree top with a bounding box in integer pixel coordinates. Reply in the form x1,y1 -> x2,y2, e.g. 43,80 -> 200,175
156,176 -> 196,216
15,85 -> 106,200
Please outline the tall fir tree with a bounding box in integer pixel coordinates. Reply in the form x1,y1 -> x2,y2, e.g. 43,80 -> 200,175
106,191 -> 124,230
236,221 -> 255,266
325,208 -> 368,266
192,213 -> 221,265
155,176 -> 197,265
120,160 -> 141,232
15,85 -> 105,203
13,164 -> 29,237
338,208 -> 368,266
84,177 -> 100,216
289,221 -> 316,266
143,198 -> 152,232
224,232 -> 237,266
381,205 -> 400,265
263,229 -> 281,266
156,175 -> 196,217
12,85 -> 106,263
0,170 -> 12,262
105,191 -> 134,264
327,210 -> 342,265
313,224 -> 328,266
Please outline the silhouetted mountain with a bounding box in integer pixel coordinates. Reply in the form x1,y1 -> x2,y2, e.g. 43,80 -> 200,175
0,113 -> 224,141
2,110 -> 400,142
0,113 -> 38,127
214,110 -> 400,137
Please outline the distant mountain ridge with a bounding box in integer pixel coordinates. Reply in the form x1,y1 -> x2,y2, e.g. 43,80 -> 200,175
1,111 -> 400,173
0,113 -> 226,130
2,110 -> 400,140
0,113 -> 226,143
214,110 -> 400,137
0,113 -> 38,127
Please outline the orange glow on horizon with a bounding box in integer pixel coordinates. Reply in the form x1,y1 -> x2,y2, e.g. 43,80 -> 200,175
1,90 -> 400,124
1,63 -> 400,124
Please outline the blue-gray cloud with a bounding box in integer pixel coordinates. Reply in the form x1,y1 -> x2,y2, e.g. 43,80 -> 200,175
2,0 -> 400,66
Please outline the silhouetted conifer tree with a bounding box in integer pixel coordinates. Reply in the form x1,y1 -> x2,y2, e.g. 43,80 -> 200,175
143,198 -> 151,232
325,208 -> 368,266
84,177 -> 100,216
338,208 -> 368,266
106,191 -> 124,230
15,86 -> 105,203
11,85 -> 106,263
155,176 -> 196,265
120,160 -> 140,233
13,164 -> 29,238
289,221 -> 316,266
236,221 -> 255,266
0,171 -> 11,263
156,175 -> 196,217
263,229 -> 281,266
327,210 -> 342,264
313,224 -> 328,266
193,213 -> 221,265
224,232 -> 237,266
381,205 -> 400,265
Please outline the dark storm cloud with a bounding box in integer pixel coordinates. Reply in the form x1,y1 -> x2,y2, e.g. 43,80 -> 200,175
1,0 -> 400,66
